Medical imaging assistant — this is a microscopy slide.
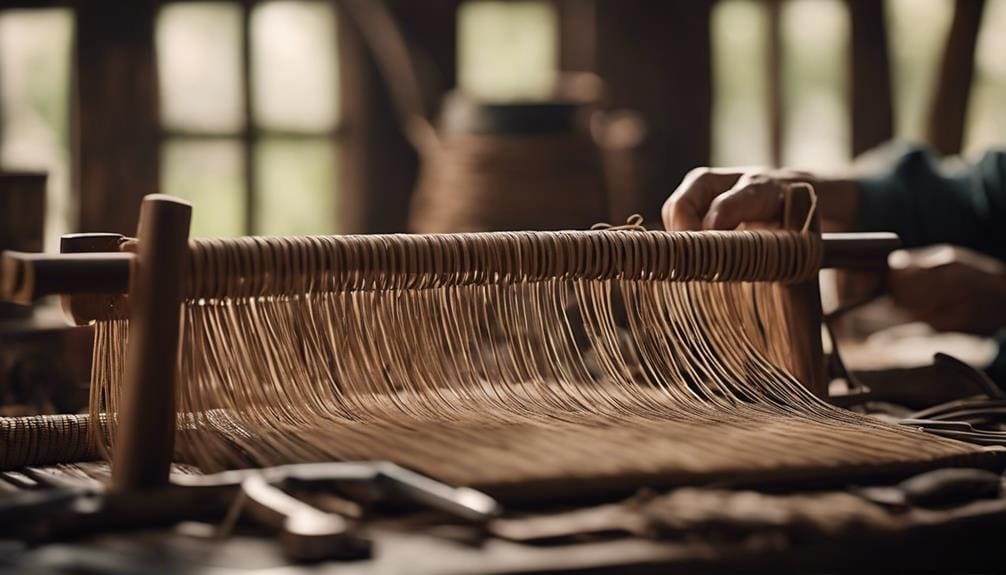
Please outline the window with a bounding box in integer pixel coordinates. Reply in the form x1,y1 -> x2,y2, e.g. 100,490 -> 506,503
711,0 -> 850,169
458,1 -> 557,100
711,0 -> 772,167
885,0 -> 953,143
780,0 -> 850,169
711,0 -> 1006,169
965,0 -> 1006,155
157,1 -> 339,238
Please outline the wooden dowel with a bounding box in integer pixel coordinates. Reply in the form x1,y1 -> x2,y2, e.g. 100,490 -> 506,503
820,232 -> 900,269
112,195 -> 191,491
0,251 -> 135,305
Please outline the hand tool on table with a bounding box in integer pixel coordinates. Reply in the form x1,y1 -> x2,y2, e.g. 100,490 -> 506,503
0,460 -> 502,563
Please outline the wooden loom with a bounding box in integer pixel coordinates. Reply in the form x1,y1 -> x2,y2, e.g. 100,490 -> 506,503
1,192 -> 1002,501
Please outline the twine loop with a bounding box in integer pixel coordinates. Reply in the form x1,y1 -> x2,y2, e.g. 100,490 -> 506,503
591,213 -> 647,232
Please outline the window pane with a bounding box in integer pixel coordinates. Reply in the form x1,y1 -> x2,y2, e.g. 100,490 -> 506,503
711,0 -> 772,166
162,139 -> 246,237
0,9 -> 73,250
157,3 -> 244,133
886,0 -> 953,142
458,1 -> 558,100
252,1 -> 338,131
781,0 -> 850,169
255,138 -> 337,235
964,0 -> 1006,155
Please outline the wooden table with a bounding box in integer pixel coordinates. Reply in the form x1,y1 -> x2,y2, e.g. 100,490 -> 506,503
3,488 -> 1006,574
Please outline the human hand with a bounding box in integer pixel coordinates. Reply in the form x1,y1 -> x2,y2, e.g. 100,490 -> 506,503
887,245 -> 1006,336
661,168 -> 814,231
662,167 -> 859,232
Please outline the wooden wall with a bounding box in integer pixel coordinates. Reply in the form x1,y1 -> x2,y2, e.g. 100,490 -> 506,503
560,0 -> 714,218
75,0 -> 160,236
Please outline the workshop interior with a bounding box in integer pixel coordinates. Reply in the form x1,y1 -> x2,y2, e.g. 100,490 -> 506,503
1,0 -> 1006,573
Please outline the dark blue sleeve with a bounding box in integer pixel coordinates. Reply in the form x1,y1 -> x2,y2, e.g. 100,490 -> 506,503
988,333 -> 1006,390
856,146 -> 1006,262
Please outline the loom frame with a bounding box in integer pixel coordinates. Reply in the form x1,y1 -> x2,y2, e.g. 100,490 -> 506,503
0,191 -> 902,490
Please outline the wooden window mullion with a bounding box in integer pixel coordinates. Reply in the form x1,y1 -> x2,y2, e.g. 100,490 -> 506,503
241,1 -> 257,235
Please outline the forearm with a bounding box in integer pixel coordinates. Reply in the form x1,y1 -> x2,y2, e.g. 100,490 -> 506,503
852,147 -> 1006,260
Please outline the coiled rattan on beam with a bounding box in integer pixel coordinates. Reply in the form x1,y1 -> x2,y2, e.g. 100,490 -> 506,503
183,230 -> 823,300
0,414 -> 96,469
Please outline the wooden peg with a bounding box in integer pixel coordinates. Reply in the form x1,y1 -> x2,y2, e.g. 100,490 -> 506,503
0,250 -> 134,306
112,195 -> 192,491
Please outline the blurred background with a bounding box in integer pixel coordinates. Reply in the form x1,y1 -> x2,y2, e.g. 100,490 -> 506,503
0,0 -> 1004,246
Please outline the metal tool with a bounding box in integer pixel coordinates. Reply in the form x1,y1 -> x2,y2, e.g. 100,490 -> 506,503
0,461 -> 501,563
854,467 -> 1003,508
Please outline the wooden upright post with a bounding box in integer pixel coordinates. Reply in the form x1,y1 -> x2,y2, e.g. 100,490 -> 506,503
767,0 -> 783,167
780,185 -> 827,397
848,0 -> 894,156
928,0 -> 986,156
112,195 -> 191,490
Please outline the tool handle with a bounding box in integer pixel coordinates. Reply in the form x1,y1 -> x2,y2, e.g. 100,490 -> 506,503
241,475 -> 371,562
